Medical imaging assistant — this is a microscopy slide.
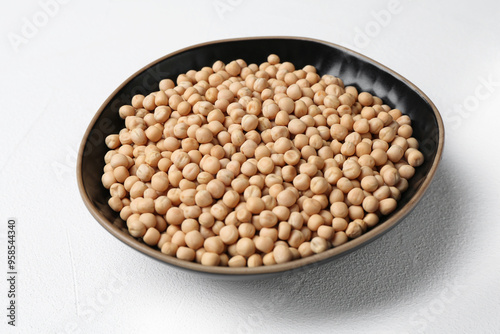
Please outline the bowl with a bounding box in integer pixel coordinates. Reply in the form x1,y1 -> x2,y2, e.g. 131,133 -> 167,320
77,36 -> 444,278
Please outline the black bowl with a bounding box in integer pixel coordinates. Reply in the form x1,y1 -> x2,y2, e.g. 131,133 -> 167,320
77,37 -> 444,278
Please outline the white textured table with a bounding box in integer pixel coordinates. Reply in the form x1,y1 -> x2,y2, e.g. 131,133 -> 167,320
1,0 -> 499,333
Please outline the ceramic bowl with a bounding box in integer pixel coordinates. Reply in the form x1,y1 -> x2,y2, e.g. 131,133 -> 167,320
77,37 -> 444,278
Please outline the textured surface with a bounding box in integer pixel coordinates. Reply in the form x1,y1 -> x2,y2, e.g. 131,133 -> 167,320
1,0 -> 499,333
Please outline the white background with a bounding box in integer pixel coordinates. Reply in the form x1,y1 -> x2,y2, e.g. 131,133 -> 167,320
1,0 -> 500,333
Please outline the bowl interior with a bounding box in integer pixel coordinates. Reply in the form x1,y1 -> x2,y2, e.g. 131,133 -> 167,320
78,37 -> 443,277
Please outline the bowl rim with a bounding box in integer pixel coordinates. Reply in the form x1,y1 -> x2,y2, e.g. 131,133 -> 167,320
77,36 -> 445,276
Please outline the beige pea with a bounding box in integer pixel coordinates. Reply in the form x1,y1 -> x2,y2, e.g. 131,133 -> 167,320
407,149 -> 424,167
288,212 -> 304,230
138,213 -> 156,229
317,225 -> 334,240
262,252 -> 276,266
254,235 -> 274,254
181,219 -> 199,234
396,178 -> 409,192
371,148 -> 388,166
198,212 -> 215,228
185,230 -> 204,250
288,119 -> 307,135
201,252 -> 220,266
235,237 -> 255,257
373,185 -> 391,200
143,228 -> 161,246
128,219 -> 146,238
110,183 -> 127,199
347,188 -> 365,206
240,140 -> 258,158
171,230 -> 187,246
293,174 -> 310,191
195,127 -> 213,144
161,241 -> 178,256
108,196 -> 123,212
157,233 -> 172,249
256,157 -> 274,175
194,190 -> 213,208
206,179 -> 225,199
184,205 -> 201,219
151,172 -> 169,192
331,231 -> 348,246
342,160 -> 361,179
180,189 -> 196,205
246,197 -> 265,214
345,221 -> 363,239
358,92 -> 374,106
387,145 -> 405,163
299,163 -> 317,177
197,248 -> 209,264
105,135 -> 120,149
273,138 -> 292,154
303,198 -> 322,215
219,225 -> 239,245
390,186 -> 401,201
283,150 -> 301,166
119,105 -> 135,119
362,196 -> 379,213
110,153 -> 129,168
228,255 -> 247,267
247,254 -> 263,267
272,205 -> 290,221
259,210 -> 278,228
136,198 -> 154,214
204,236 -> 225,254
273,244 -> 293,264
323,167 -> 342,185
382,167 -> 400,186
307,214 -> 324,231
166,207 -> 184,225
399,164 -> 415,179
379,198 -> 397,215
176,246 -> 195,261
364,213 -> 379,228
276,189 -> 297,208
310,236 -> 329,254
360,175 -> 378,192
330,202 -> 348,218
379,127 -> 396,142
220,190 -> 238,209
287,230 -> 304,248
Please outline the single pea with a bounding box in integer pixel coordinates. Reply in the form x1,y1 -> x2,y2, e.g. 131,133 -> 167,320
228,255 -> 247,267
185,230 -> 204,250
235,237 -> 255,257
143,227 -> 161,246
379,198 -> 397,215
246,197 -> 265,214
219,225 -> 239,245
310,236 -> 329,254
273,244 -> 293,264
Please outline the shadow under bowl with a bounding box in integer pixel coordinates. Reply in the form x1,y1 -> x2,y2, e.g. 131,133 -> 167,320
77,37 -> 444,279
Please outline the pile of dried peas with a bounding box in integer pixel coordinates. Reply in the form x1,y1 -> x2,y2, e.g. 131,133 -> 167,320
101,54 -> 424,267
